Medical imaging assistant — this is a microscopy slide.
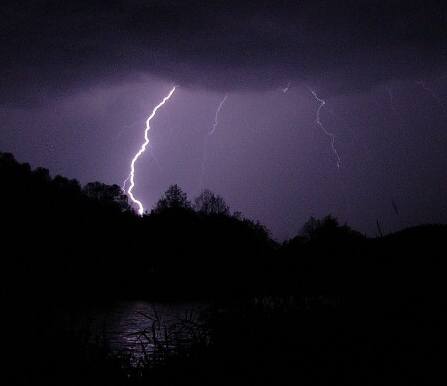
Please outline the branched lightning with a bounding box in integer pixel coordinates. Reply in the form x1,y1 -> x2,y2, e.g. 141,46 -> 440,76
126,86 -> 176,215
308,88 -> 342,169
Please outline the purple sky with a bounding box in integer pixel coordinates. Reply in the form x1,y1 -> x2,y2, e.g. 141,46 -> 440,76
1,1 -> 447,240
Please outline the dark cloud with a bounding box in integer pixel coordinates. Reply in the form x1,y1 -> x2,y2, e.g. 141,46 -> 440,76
1,0 -> 446,104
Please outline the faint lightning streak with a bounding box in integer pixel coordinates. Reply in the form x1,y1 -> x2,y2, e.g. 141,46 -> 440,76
386,87 -> 397,113
416,80 -> 443,107
122,175 -> 130,193
209,94 -> 228,136
391,198 -> 399,216
282,81 -> 291,94
308,88 -> 342,169
199,94 -> 229,190
127,86 -> 176,215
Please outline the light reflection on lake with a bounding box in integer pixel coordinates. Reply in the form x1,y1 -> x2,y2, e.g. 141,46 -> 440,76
68,301 -> 207,361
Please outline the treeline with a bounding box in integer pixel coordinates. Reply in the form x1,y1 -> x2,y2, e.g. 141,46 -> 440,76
1,151 -> 446,304
1,152 -> 274,301
3,151 -> 446,386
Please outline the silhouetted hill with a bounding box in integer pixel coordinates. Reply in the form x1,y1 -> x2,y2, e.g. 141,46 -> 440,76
2,150 -> 446,303
3,151 -> 446,386
1,152 -> 275,301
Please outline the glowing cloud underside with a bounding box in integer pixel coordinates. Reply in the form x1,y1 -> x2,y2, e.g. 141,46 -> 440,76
127,86 -> 176,215
308,88 -> 342,169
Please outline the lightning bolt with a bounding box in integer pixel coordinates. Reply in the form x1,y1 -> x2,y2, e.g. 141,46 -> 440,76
199,94 -> 228,189
126,86 -> 176,215
122,143 -> 163,193
308,88 -> 342,169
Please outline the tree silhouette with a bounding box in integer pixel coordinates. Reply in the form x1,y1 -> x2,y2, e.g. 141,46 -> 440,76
301,215 -> 363,243
194,189 -> 229,216
84,181 -> 130,211
154,184 -> 191,212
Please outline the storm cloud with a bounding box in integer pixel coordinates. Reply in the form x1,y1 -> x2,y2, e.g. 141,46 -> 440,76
1,1 -> 447,239
2,0 -> 446,104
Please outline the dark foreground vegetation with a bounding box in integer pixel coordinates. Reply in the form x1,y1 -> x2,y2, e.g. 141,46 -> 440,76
1,151 -> 445,386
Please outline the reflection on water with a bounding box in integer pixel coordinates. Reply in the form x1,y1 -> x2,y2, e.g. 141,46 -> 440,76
68,301 -> 207,361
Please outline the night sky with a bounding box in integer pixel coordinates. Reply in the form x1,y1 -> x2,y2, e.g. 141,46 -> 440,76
1,1 -> 446,240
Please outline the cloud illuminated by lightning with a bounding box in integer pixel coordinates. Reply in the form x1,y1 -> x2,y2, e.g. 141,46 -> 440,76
308,87 -> 342,169
126,86 -> 176,215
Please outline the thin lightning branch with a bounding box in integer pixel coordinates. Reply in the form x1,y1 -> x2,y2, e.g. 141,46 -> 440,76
199,94 -> 229,190
209,94 -> 228,136
122,175 -> 130,193
386,86 -> 397,113
282,81 -> 291,94
391,198 -> 399,216
416,80 -> 444,107
126,86 -> 176,215
308,87 -> 342,169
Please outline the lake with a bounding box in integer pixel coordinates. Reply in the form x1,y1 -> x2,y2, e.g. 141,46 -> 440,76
64,301 -> 208,363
